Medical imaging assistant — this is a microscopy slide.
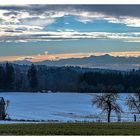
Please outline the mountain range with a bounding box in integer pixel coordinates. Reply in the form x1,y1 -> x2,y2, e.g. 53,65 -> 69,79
13,54 -> 140,70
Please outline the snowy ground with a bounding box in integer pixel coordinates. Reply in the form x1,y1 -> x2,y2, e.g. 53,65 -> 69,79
0,92 -> 138,123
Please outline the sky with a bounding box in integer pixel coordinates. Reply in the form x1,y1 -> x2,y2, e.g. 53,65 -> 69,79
0,5 -> 140,62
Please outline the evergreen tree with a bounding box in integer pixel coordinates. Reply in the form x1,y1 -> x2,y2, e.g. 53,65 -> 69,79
0,66 -> 5,90
5,63 -> 15,90
28,64 -> 38,91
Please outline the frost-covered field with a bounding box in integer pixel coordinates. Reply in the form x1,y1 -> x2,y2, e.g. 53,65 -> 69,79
0,92 -> 138,123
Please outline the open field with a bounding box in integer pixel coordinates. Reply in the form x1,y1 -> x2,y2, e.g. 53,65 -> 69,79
0,93 -> 136,122
0,122 -> 140,135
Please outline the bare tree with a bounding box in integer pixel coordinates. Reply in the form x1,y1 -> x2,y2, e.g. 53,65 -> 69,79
126,92 -> 140,121
92,93 -> 122,122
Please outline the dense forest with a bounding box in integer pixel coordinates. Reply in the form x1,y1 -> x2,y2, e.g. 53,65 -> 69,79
0,63 -> 140,93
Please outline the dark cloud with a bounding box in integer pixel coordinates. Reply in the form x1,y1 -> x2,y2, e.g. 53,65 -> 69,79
75,5 -> 140,17
3,11 -> 19,16
0,5 -> 140,17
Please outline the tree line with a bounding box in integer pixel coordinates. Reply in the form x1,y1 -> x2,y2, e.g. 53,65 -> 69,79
0,63 -> 38,91
0,63 -> 140,92
79,71 -> 140,93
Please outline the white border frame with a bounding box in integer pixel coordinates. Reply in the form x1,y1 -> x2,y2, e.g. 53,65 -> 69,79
0,0 -> 140,139
0,0 -> 140,4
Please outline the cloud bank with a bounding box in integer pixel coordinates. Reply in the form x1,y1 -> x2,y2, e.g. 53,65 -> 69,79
0,5 -> 140,42
0,31 -> 140,42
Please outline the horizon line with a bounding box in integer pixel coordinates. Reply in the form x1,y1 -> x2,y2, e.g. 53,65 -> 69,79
0,51 -> 140,62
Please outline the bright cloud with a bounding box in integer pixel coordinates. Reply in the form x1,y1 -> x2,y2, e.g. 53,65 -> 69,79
0,31 -> 140,42
1,6 -> 140,32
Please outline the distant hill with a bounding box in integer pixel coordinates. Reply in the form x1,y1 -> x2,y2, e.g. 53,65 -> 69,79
12,54 -> 140,70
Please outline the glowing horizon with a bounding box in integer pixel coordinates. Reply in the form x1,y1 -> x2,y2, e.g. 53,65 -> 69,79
0,51 -> 140,62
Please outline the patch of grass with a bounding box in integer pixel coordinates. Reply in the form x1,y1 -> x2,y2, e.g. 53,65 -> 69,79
0,122 -> 140,135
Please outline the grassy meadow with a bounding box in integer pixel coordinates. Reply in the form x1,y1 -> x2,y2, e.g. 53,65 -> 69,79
0,122 -> 140,135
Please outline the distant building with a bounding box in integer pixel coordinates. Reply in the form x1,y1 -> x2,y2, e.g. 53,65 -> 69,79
0,97 -> 6,120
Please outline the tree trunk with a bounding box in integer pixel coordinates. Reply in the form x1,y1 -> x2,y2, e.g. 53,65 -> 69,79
134,114 -> 136,122
108,110 -> 111,123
